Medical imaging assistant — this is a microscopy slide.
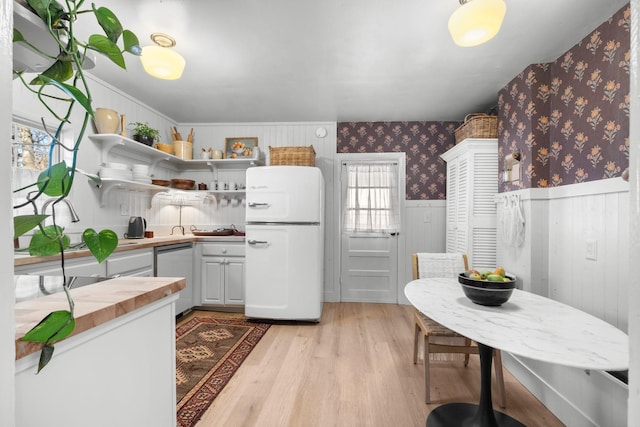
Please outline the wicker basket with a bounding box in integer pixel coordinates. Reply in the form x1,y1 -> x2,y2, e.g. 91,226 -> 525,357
455,113 -> 498,144
269,145 -> 316,166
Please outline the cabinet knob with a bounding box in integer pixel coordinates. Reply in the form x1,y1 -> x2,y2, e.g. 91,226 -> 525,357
221,248 -> 227,254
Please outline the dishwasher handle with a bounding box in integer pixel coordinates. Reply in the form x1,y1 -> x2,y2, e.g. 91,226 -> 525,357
155,243 -> 194,254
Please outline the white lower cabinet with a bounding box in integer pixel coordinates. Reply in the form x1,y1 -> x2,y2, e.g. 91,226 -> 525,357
14,256 -> 106,277
15,248 -> 154,278
196,242 -> 245,307
16,296 -> 177,427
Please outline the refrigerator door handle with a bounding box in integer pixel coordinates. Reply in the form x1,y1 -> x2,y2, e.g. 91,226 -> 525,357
248,202 -> 270,208
248,239 -> 269,245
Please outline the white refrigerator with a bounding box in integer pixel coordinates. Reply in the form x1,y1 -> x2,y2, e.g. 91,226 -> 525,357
245,166 -> 324,321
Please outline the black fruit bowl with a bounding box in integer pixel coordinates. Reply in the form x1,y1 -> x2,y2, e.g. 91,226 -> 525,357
458,272 -> 516,306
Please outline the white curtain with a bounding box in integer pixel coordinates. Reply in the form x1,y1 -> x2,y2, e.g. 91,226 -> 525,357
342,162 -> 400,234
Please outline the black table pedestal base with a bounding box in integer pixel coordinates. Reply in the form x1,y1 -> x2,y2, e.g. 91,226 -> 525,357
427,403 -> 526,427
426,343 -> 527,427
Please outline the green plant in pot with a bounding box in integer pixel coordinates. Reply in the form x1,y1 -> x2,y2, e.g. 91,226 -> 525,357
13,0 -> 140,372
130,121 -> 160,146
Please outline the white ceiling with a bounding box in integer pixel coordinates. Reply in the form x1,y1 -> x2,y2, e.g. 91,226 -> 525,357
77,0 -> 629,124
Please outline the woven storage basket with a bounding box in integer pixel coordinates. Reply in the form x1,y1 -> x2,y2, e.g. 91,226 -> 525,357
269,145 -> 316,166
455,114 -> 498,144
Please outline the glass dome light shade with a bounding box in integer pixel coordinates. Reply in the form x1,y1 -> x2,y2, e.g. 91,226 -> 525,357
448,0 -> 507,47
140,45 -> 185,80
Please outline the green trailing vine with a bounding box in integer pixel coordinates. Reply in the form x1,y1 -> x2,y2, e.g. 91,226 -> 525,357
13,0 -> 140,372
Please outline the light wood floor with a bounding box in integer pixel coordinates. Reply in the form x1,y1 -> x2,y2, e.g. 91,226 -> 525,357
180,303 -> 565,427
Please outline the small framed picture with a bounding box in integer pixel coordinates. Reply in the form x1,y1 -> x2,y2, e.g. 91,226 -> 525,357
224,137 -> 258,159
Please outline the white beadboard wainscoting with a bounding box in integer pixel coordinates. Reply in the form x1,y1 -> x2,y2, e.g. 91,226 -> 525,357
400,200 -> 447,303
496,178 -> 629,427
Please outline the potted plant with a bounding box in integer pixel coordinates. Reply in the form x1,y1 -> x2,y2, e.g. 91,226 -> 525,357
130,121 -> 160,146
13,0 -> 140,372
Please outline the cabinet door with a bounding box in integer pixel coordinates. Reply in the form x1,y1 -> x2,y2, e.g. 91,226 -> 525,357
455,155 -> 469,254
106,249 -> 154,277
201,257 -> 224,305
224,258 -> 245,305
445,159 -> 458,253
446,156 -> 469,255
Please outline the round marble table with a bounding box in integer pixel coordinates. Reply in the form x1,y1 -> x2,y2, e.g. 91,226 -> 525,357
405,278 -> 629,427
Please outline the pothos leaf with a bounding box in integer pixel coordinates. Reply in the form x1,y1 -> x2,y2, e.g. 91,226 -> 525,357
37,162 -> 71,197
22,310 -> 75,343
29,60 -> 73,85
122,30 -> 141,56
13,214 -> 48,239
87,34 -> 126,69
13,28 -> 25,42
37,75 -> 94,118
37,344 -> 55,374
27,0 -> 67,27
92,5 -> 123,43
82,228 -> 118,263
29,225 -> 70,256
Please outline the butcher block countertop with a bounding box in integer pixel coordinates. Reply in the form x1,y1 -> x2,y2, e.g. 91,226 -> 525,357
14,276 -> 185,360
14,234 -> 245,267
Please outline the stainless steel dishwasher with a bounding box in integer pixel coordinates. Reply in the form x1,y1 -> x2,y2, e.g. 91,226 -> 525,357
154,243 -> 194,316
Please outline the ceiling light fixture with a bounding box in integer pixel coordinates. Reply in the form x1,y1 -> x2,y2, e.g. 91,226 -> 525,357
140,33 -> 186,80
448,0 -> 507,47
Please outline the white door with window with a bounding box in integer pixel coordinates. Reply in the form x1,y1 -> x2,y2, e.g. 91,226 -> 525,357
339,154 -> 405,303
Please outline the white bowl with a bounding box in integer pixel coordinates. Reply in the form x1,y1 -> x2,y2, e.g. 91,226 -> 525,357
99,168 -> 133,180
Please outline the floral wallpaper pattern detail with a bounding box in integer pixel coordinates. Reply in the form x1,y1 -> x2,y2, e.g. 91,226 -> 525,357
498,5 -> 630,191
337,122 -> 461,200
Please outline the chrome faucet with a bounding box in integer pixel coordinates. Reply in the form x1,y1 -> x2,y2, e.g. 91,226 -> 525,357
42,198 -> 80,223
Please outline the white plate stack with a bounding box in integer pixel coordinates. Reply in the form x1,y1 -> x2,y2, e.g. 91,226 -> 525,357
132,164 -> 151,184
99,162 -> 132,180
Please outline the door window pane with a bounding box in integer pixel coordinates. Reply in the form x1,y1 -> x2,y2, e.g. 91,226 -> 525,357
342,162 -> 400,234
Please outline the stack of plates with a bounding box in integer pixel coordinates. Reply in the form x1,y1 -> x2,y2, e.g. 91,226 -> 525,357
132,164 -> 151,184
99,163 -> 132,180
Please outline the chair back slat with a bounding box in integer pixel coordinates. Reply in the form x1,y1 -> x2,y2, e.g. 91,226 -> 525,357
413,253 -> 468,280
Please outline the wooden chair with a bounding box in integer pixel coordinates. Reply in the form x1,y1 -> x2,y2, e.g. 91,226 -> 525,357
412,253 -> 506,407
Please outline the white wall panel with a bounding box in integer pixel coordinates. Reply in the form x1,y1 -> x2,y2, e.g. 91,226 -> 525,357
497,178 -> 629,427
401,200 -> 446,303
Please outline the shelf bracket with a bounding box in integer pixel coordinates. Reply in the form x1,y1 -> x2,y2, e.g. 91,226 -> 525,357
149,156 -> 172,176
98,138 -> 125,165
97,182 -> 123,207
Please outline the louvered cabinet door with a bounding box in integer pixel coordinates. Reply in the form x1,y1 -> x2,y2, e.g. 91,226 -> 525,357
441,139 -> 498,271
445,160 -> 458,253
468,150 -> 498,270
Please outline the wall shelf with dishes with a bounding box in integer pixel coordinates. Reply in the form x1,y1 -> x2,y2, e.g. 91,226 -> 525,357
88,134 -> 261,202
89,134 -> 262,174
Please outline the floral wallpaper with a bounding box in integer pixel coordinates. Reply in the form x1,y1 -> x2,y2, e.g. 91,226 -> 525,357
337,122 -> 461,200
498,5 -> 630,191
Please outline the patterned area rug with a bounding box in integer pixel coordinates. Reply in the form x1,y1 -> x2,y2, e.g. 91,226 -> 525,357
176,317 -> 270,427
